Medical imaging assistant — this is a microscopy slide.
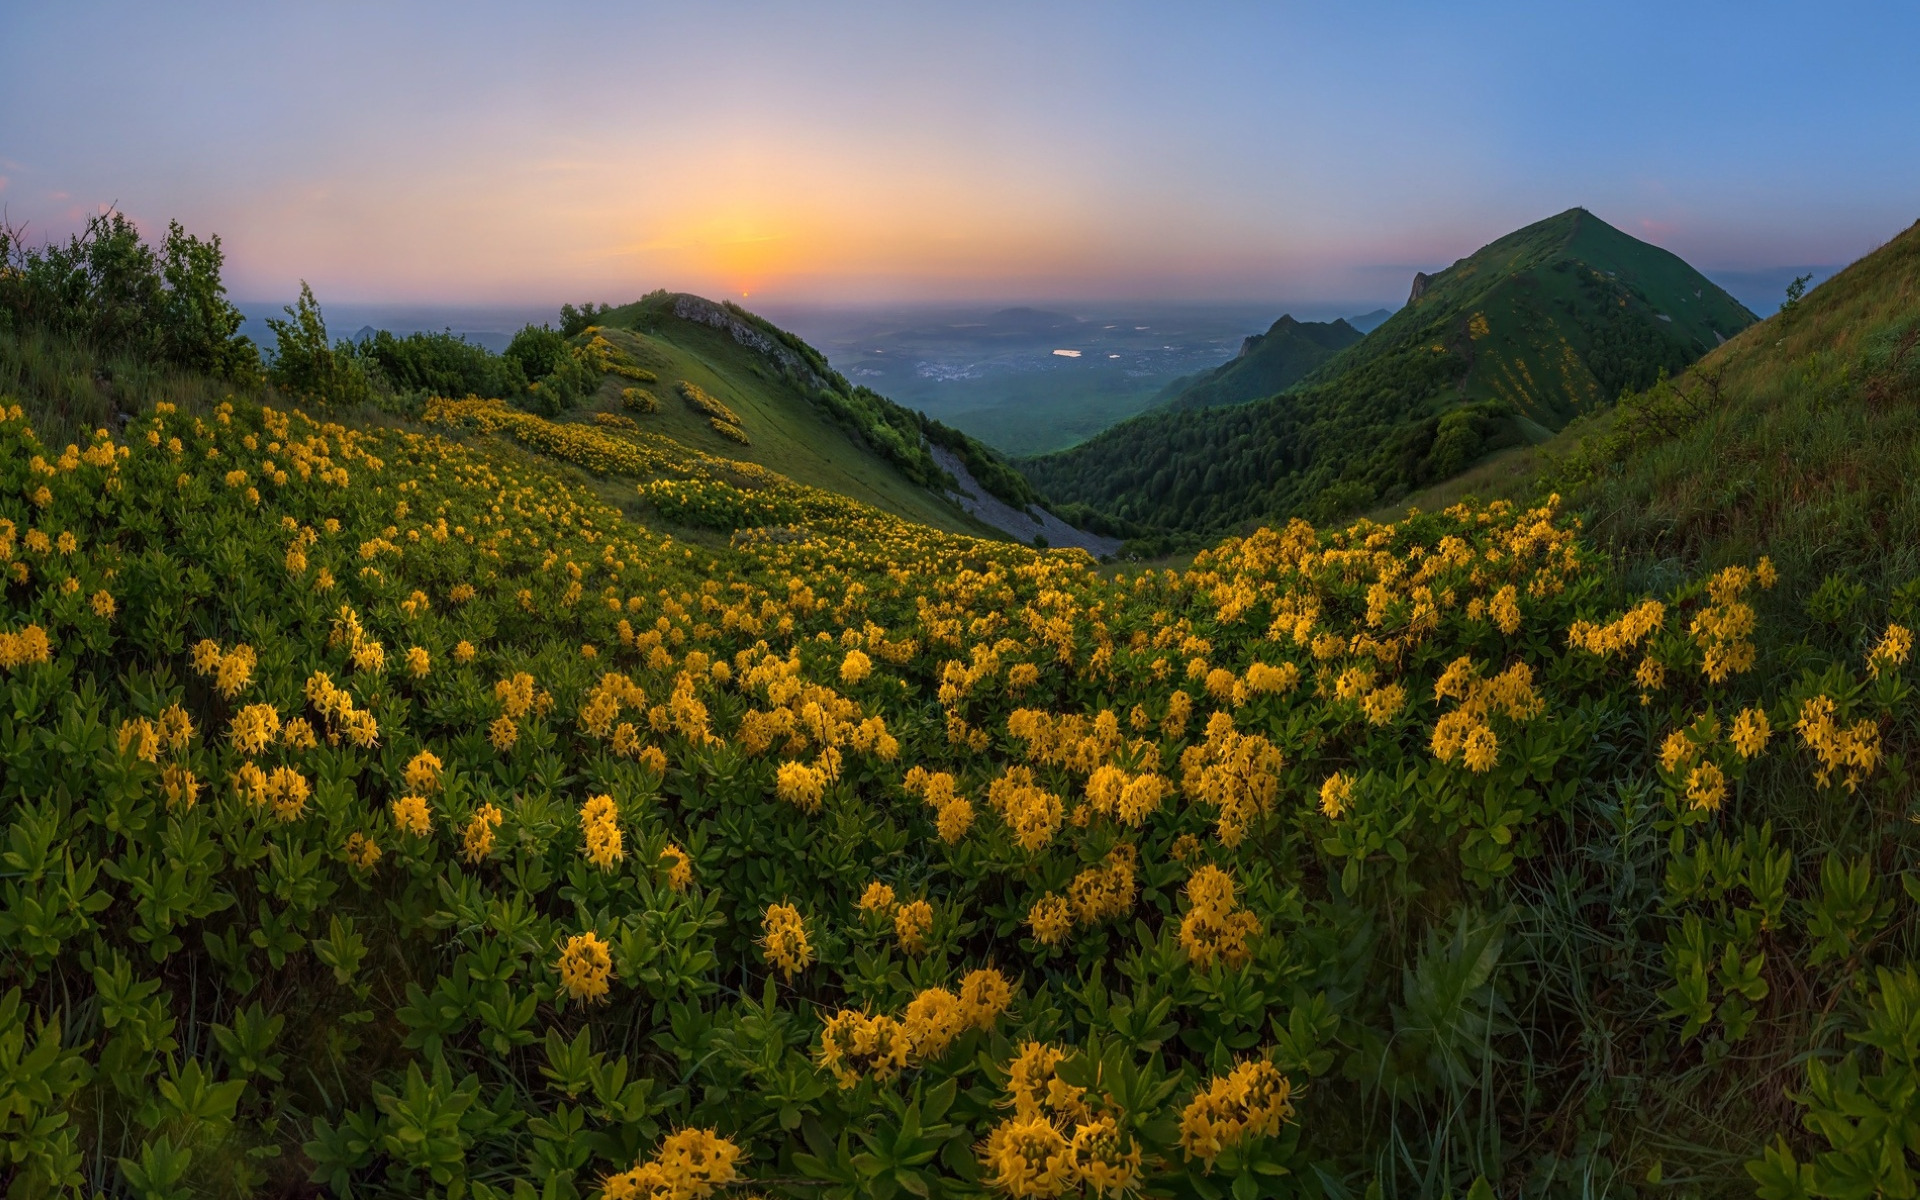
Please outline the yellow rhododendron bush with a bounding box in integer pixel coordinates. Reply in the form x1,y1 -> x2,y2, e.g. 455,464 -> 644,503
0,391 -> 1914,1198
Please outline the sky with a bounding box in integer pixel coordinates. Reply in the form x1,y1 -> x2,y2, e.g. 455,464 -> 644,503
3,1 -> 1916,311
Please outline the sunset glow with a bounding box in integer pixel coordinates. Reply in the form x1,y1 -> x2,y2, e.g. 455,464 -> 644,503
3,2 -> 1916,307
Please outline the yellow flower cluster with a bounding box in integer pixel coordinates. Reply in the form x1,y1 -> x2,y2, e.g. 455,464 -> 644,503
1178,866 -> 1260,969
894,898 -> 934,954
1869,623 -> 1914,680
989,766 -> 1066,853
903,767 -> 975,844
464,803 -> 503,863
1178,1059 -> 1295,1168
761,903 -> 813,980
1567,599 -> 1667,657
979,1041 -> 1142,1198
1689,565 -> 1766,683
1082,765 -> 1168,827
1429,657 -> 1543,772
600,1129 -> 742,1200
235,763 -> 312,821
0,623 -> 53,670
1797,695 -> 1881,793
817,968 -> 1010,1092
391,793 -> 432,836
557,931 -> 613,1002
1066,845 -> 1137,927
329,604 -> 387,676
1319,771 -> 1354,819
1179,712 -> 1282,846
306,670 -> 380,748
581,794 -> 625,870
660,843 -> 694,891
117,706 -> 194,763
190,638 -> 256,698
404,750 -> 443,794
676,380 -> 743,427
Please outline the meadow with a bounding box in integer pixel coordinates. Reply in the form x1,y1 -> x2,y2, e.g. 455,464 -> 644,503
3,213 -> 1920,1200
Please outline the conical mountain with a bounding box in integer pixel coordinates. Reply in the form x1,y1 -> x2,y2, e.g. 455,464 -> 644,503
1022,208 -> 1756,539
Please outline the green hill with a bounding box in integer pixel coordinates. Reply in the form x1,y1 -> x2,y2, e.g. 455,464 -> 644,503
569,291 -> 1052,536
1157,313 -> 1365,411
1022,207 -> 1756,543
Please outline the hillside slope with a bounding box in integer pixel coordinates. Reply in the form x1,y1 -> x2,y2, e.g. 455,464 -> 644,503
1023,208 -> 1755,542
568,291 -> 1062,538
1158,314 -> 1364,411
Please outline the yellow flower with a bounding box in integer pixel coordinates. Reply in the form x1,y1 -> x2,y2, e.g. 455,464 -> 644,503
775,760 -> 828,812
1731,707 -> 1771,759
391,794 -> 432,837
894,899 -> 934,954
453,639 -> 477,664
761,902 -> 813,980
1179,1059 -> 1295,1168
557,931 -> 613,1002
405,646 -> 430,677
818,1010 -> 912,1088
980,1116 -> 1074,1198
1685,761 -> 1726,812
1319,772 -> 1353,819
404,750 -> 443,794
959,968 -> 1014,1029
345,832 -> 382,870
1461,725 -> 1499,773
489,715 -> 519,751
463,803 -> 503,863
161,763 -> 200,811
267,766 -> 310,821
858,881 -> 898,916
229,703 -> 282,755
1027,894 -> 1072,946
840,648 -> 872,685
581,793 -> 625,870
1869,623 -> 1914,679
90,589 -> 116,618
660,843 -> 694,891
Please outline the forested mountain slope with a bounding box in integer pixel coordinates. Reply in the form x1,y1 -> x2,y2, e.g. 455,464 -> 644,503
1157,315 -> 1365,412
1023,208 -> 1755,544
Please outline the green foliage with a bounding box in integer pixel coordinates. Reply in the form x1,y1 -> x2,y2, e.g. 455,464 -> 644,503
346,328 -> 529,404
0,208 -> 258,379
264,281 -> 376,406
558,302 -> 612,338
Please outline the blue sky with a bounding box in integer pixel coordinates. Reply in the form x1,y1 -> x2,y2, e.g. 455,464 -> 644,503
2,1 -> 1913,309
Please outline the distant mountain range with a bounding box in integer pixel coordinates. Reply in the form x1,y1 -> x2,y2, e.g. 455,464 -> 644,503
1020,207 -> 1757,542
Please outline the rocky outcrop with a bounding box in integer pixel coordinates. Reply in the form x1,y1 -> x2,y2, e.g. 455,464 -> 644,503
670,294 -> 834,393
1409,272 -> 1432,304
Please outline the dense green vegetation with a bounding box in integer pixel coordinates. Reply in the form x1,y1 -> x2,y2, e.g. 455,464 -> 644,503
1023,209 -> 1756,549
1157,316 -> 1364,412
0,209 -> 258,381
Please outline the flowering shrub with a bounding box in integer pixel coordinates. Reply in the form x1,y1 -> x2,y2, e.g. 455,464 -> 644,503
0,388 -> 1914,1198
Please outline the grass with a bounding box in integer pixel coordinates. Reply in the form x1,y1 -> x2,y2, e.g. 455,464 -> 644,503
577,319 -> 998,538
